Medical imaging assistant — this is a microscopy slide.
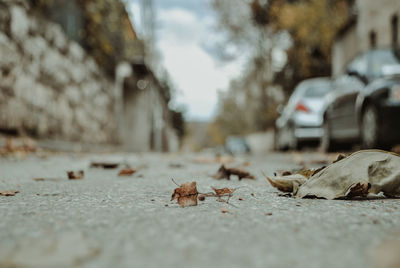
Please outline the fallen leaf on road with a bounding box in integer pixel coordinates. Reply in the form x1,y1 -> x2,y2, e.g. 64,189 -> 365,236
267,150 -> 400,199
266,173 -> 307,193
0,190 -> 19,196
90,162 -> 119,169
171,180 -> 198,207
213,165 -> 255,180
67,170 -> 84,180
118,168 -> 136,176
211,186 -> 235,196
33,177 -> 62,182
221,207 -> 230,213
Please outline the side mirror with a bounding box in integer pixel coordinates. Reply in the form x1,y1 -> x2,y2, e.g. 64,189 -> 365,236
276,104 -> 284,115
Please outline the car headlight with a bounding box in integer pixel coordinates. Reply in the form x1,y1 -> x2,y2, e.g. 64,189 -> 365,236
390,84 -> 400,102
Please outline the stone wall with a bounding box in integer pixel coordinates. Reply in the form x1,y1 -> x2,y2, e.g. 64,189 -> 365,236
0,0 -> 117,143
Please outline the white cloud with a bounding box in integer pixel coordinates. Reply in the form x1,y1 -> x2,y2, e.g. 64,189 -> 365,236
130,2 -> 244,121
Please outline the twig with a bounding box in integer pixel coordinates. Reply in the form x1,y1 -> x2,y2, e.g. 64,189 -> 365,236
171,178 -> 180,186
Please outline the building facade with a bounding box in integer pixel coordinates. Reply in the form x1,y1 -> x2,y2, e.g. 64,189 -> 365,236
332,0 -> 400,76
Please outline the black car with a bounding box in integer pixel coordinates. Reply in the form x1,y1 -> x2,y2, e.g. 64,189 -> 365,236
321,48 -> 400,151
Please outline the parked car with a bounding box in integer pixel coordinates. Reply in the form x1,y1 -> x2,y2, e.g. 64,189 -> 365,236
275,77 -> 332,150
321,48 -> 400,151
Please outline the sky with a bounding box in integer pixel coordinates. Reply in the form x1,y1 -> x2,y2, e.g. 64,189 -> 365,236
129,0 -> 245,121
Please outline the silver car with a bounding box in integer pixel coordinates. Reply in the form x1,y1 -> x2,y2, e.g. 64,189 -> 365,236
275,77 -> 332,150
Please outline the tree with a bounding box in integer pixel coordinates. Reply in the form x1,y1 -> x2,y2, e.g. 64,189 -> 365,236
210,0 -> 348,143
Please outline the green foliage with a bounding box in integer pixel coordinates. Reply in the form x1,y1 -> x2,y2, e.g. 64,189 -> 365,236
210,0 -> 348,142
31,0 -> 144,77
269,0 -> 348,91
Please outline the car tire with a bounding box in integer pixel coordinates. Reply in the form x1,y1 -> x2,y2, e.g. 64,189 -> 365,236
320,119 -> 337,152
361,105 -> 380,149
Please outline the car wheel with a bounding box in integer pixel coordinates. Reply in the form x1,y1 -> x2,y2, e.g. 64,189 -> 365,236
320,119 -> 336,152
361,105 -> 379,149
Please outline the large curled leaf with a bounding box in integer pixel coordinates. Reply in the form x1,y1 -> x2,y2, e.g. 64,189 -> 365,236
267,150 -> 400,199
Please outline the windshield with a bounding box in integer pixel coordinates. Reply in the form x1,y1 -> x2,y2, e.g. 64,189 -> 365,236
367,50 -> 400,77
303,82 -> 331,97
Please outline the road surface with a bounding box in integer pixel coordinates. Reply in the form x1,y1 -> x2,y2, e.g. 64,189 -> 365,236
0,151 -> 399,268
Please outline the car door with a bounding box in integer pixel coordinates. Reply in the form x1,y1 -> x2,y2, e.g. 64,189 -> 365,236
329,55 -> 367,140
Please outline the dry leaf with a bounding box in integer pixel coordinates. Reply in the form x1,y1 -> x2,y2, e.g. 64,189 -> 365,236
211,186 -> 235,196
267,150 -> 400,199
0,190 -> 19,196
33,178 -> 45,181
221,207 -> 230,213
67,170 -> 84,180
345,182 -> 371,198
213,165 -> 255,180
171,181 -> 198,207
118,168 -> 136,176
266,174 -> 307,193
90,162 -> 119,169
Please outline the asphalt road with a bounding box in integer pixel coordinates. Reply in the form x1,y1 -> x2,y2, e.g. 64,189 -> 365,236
0,151 -> 399,268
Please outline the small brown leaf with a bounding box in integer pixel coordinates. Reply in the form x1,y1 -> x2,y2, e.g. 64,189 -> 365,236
198,194 -> 206,201
265,212 -> 273,216
171,181 -> 198,207
213,165 -> 255,180
238,197 -> 243,201
33,178 -> 45,181
67,170 -> 84,180
0,190 -> 19,196
118,168 -> 136,176
211,186 -> 235,196
221,207 -> 230,213
90,162 -> 119,169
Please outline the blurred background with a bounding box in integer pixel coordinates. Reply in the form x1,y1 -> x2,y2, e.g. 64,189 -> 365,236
0,0 -> 399,154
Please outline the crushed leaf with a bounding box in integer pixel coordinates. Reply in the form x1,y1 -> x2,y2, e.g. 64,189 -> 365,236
267,150 -> 400,199
0,190 -> 19,196
211,186 -> 235,196
213,164 -> 255,180
118,168 -> 136,176
171,180 -> 198,207
221,207 -> 230,213
90,162 -> 119,169
67,170 -> 84,180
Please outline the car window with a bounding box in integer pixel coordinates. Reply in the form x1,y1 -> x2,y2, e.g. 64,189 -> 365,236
347,54 -> 368,76
367,50 -> 400,77
303,82 -> 331,97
